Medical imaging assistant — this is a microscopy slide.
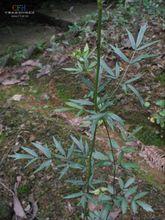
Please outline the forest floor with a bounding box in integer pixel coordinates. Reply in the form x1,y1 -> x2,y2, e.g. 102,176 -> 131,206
0,2 -> 165,220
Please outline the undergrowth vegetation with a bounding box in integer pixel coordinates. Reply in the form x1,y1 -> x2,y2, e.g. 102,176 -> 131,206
10,0 -> 163,219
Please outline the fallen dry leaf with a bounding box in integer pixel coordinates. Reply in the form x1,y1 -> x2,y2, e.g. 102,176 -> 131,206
0,64 -> 37,85
37,64 -> 51,78
139,145 -> 165,172
22,60 -> 42,68
27,194 -> 38,220
58,55 -> 70,65
13,195 -> 27,219
2,79 -> 21,85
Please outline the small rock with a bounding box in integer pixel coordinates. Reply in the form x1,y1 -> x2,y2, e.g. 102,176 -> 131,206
40,93 -> 50,101
10,94 -> 24,102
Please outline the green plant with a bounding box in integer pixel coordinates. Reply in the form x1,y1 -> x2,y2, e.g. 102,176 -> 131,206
47,35 -> 60,53
63,43 -> 96,76
35,41 -> 46,52
68,22 -> 82,34
12,48 -> 27,63
149,100 -> 165,128
11,0 -> 157,218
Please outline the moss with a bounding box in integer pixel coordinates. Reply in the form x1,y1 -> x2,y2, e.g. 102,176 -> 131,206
0,78 -> 50,115
0,133 -> 6,145
118,110 -> 164,147
56,75 -> 82,101
56,83 -> 72,101
136,169 -> 164,191
155,72 -> 165,86
0,86 -> 25,103
0,202 -> 11,220
136,125 -> 165,147
17,184 -> 31,197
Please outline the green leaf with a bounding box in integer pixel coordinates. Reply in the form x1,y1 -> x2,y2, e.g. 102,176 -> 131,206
21,146 -> 38,157
136,201 -> 154,212
66,101 -> 83,110
156,99 -> 165,107
125,74 -> 142,84
136,23 -> 147,47
121,162 -> 138,170
97,161 -> 112,167
84,43 -> 89,53
100,59 -> 115,78
115,62 -> 120,78
110,45 -> 129,63
126,29 -> 136,49
159,109 -> 165,117
100,206 -> 111,219
93,151 -> 108,160
71,135 -> 84,152
69,162 -> 84,170
98,194 -> 111,202
105,116 -> 115,131
78,195 -> 87,209
124,178 -> 135,188
88,112 -> 106,121
118,152 -> 124,163
122,146 -> 136,153
121,198 -> 128,214
53,137 -> 66,156
64,191 -> 84,199
108,113 -> 124,126
131,54 -> 157,64
69,99 -> 94,106
110,139 -> 119,149
108,152 -> 114,162
32,142 -> 51,158
131,200 -> 138,214
24,158 -> 38,168
53,107 -> 71,113
10,153 -> 34,160
127,84 -> 144,106
137,40 -> 159,50
108,185 -> 114,194
144,101 -> 150,108
134,192 -> 148,200
63,67 -> 79,73
125,186 -> 137,198
119,178 -> 124,189
66,179 -> 84,186
59,166 -> 69,179
34,160 -> 52,173
89,61 -> 97,69
67,144 -> 74,158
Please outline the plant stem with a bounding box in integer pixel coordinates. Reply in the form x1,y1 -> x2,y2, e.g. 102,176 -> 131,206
94,0 -> 103,110
84,0 -> 103,218
103,120 -> 116,193
84,126 -> 97,219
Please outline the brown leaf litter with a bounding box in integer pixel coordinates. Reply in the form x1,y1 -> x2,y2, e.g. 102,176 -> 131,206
0,176 -> 38,220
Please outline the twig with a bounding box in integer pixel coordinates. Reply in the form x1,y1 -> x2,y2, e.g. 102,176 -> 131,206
109,51 -> 136,99
0,179 -> 14,196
